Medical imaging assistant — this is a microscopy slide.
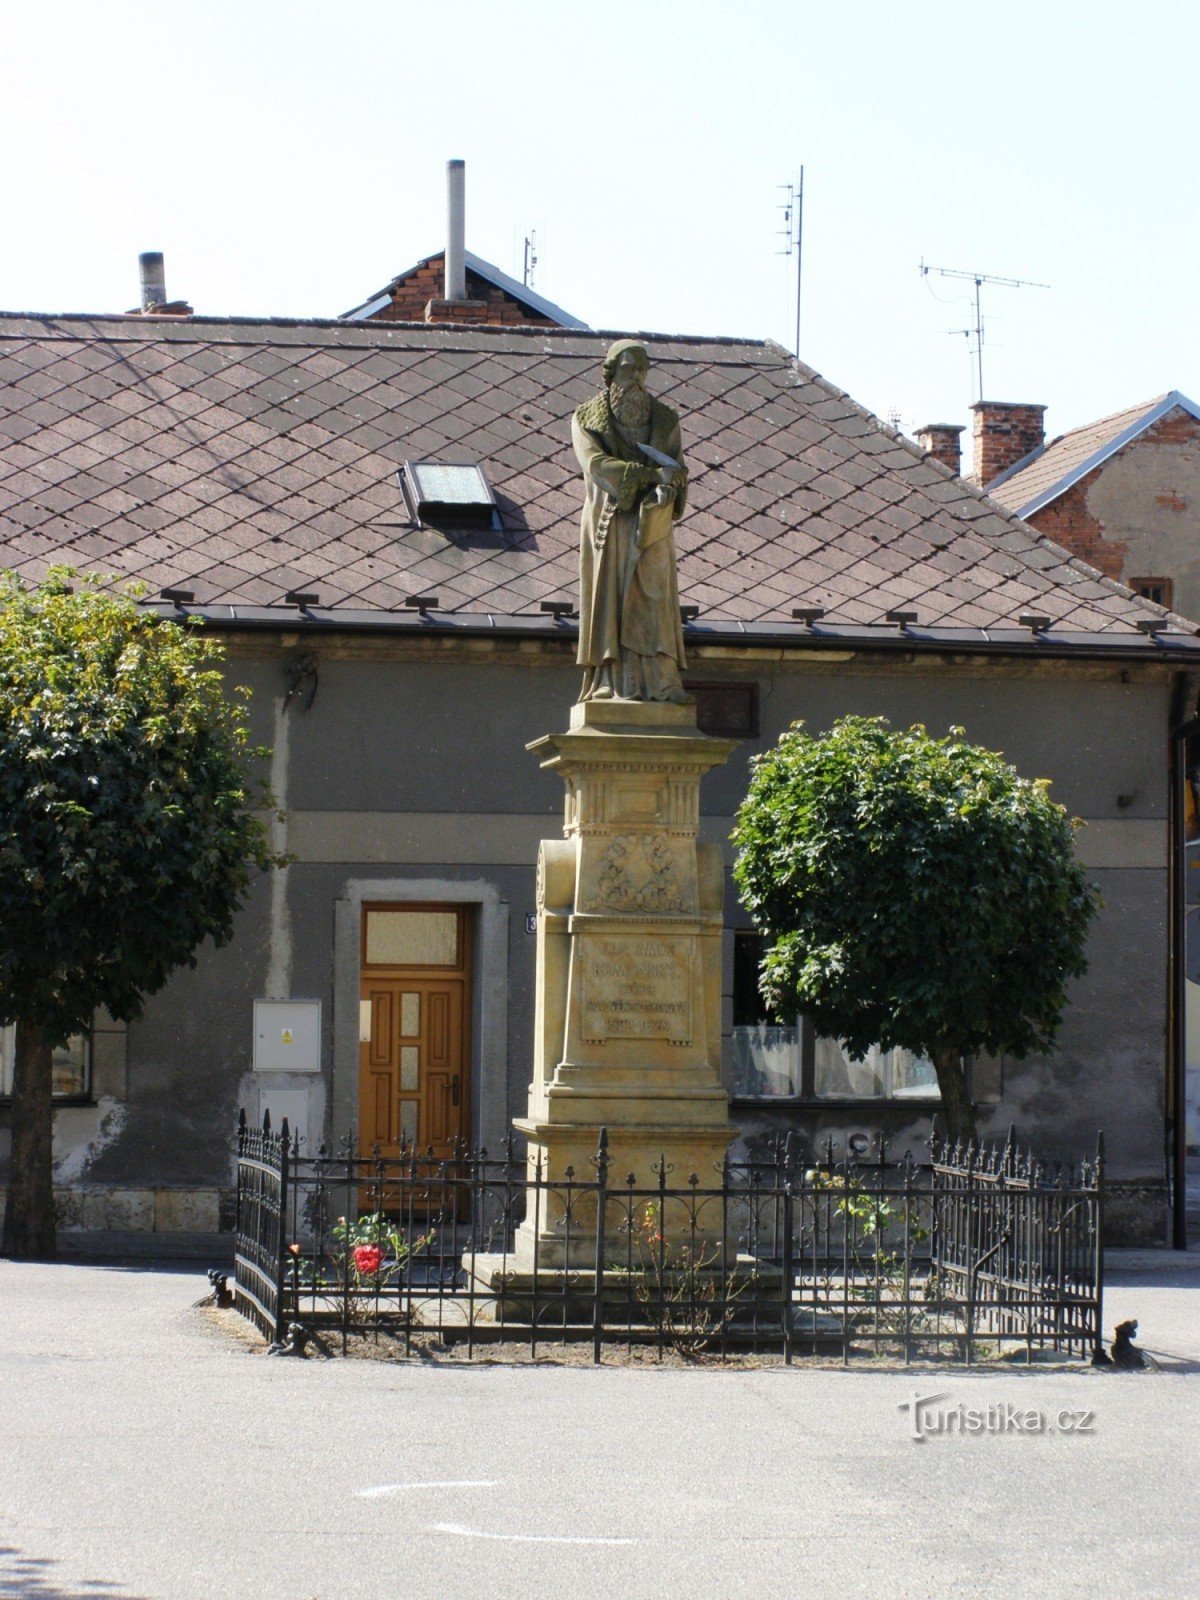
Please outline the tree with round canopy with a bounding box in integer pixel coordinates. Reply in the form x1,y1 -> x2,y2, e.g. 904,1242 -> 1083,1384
731,716 -> 1099,1144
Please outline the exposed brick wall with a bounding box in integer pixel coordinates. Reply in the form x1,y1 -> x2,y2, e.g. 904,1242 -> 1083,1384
1026,468 -> 1129,581
1146,408 -> 1200,448
368,257 -> 558,326
1022,409 -> 1200,594
971,402 -> 1047,486
916,423 -> 964,476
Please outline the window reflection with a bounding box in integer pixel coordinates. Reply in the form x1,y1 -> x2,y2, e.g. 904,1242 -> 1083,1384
0,1026 -> 92,1100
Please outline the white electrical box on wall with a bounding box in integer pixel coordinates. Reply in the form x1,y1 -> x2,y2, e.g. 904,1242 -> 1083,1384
253,999 -> 322,1074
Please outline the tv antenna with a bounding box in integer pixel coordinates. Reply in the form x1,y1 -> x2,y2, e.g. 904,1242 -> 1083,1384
778,169 -> 805,356
919,260 -> 1049,401
523,230 -> 539,289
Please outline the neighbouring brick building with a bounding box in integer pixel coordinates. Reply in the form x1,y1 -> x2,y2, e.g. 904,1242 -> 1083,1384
342,248 -> 583,330
969,392 -> 1200,624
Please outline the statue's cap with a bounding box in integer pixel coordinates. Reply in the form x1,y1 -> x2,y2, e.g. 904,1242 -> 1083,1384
602,339 -> 649,383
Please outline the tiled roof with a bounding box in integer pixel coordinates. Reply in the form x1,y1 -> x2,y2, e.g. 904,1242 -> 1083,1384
986,391 -> 1200,520
0,313 -> 1178,636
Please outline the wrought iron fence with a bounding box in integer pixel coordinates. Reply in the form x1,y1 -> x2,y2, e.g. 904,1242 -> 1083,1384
233,1111 -> 1105,1365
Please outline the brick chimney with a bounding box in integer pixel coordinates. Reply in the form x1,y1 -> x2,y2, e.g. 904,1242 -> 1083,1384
970,402 -> 1046,487
423,159 -> 490,326
916,423 -> 964,476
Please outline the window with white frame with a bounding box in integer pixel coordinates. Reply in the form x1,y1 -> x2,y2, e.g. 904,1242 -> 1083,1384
730,932 -> 940,1103
0,1026 -> 92,1101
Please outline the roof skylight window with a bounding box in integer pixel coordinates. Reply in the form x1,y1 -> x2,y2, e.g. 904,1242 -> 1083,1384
400,460 -> 499,530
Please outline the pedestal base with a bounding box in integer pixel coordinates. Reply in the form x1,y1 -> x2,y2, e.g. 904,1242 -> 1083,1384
468,1251 -> 786,1325
511,1117 -> 736,1269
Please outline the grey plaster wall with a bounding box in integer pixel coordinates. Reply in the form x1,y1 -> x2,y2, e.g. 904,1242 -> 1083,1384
7,641 -> 1176,1236
1085,418 -> 1200,622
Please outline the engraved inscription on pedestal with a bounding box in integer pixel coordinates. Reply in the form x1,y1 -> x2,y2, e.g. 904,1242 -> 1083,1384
580,934 -> 693,1045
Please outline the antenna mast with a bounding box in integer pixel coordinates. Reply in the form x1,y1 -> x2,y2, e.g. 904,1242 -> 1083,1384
919,260 -> 1049,400
523,230 -> 539,289
778,170 -> 805,356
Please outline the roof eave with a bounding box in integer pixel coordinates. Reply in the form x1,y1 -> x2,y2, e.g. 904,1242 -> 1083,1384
140,602 -> 1200,661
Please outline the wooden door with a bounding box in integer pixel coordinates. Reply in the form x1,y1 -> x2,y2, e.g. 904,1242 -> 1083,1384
359,905 -> 471,1164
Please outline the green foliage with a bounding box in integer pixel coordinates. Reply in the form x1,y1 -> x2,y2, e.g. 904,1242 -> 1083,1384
806,1168 -> 930,1310
289,1214 -> 435,1322
0,570 -> 278,1044
731,716 -> 1099,1065
629,1201 -> 751,1357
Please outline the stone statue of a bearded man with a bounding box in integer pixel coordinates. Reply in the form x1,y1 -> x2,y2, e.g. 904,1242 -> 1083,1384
572,340 -> 689,703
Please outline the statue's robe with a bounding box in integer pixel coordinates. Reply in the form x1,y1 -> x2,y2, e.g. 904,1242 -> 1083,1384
571,391 -> 688,701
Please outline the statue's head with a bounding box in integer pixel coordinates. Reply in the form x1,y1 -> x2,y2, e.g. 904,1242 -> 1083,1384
602,339 -> 650,392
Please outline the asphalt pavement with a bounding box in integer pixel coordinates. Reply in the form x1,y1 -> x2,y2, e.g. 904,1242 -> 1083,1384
1,1255 -> 1198,1600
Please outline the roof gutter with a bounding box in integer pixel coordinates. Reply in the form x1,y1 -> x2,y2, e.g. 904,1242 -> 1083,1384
140,602 -> 1200,663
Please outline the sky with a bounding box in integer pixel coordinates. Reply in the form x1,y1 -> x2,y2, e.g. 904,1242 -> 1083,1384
3,0 -> 1198,450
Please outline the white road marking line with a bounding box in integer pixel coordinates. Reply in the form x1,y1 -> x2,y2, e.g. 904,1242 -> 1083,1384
356,1481 -> 498,1497
431,1523 -> 635,1546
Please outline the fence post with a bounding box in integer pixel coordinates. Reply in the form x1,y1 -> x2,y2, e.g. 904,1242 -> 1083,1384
782,1175 -> 795,1365
1091,1131 -> 1110,1366
592,1128 -> 610,1365
964,1139 -> 977,1366
273,1118 -> 291,1345
657,1154 -> 669,1363
235,1108 -> 246,1241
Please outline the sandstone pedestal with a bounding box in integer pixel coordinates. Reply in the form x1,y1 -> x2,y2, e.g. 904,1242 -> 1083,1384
511,698 -> 738,1269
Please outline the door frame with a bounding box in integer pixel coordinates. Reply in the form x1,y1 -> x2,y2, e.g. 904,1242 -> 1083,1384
332,878 -> 511,1158
358,901 -> 473,1156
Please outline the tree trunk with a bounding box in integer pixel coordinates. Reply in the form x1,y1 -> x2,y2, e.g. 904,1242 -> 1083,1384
930,1043 -> 977,1149
1,1019 -> 57,1260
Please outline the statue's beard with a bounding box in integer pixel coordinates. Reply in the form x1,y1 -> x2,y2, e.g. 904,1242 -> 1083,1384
609,382 -> 651,431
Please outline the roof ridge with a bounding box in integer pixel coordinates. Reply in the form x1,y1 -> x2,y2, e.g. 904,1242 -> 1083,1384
0,310 -> 774,352
1048,392 -> 1173,446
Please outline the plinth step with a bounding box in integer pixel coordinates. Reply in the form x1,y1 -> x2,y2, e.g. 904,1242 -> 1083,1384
462,1253 -> 844,1349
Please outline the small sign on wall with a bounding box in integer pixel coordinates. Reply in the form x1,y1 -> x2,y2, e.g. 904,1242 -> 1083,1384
253,999 -> 322,1073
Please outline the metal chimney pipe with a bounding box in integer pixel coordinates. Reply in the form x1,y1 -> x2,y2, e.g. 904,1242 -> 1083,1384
445,160 -> 466,301
139,252 -> 167,311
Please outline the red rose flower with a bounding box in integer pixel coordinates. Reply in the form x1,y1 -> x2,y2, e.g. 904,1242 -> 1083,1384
353,1244 -> 385,1276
